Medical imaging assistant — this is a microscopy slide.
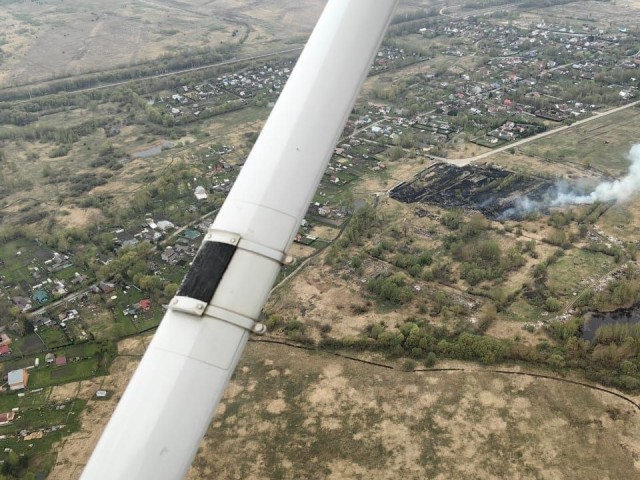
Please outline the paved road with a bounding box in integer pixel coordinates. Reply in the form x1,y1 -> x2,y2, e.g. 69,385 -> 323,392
30,284 -> 97,317
29,207 -> 223,317
427,100 -> 640,166
161,208 -> 220,246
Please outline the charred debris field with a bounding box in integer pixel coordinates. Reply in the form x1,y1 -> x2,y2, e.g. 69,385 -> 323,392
390,162 -> 553,219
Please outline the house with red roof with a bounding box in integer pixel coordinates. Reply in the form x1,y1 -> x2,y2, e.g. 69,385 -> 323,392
137,299 -> 152,311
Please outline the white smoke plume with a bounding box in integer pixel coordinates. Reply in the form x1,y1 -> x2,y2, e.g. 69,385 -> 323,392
551,144 -> 640,205
502,144 -> 640,218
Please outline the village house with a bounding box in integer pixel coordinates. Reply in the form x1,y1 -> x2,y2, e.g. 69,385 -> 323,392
123,304 -> 139,316
8,369 -> 28,391
194,186 -> 208,201
161,246 -> 179,264
11,296 -> 31,311
0,333 -> 11,347
156,220 -> 175,233
183,229 -> 201,242
138,299 -> 152,311
97,282 -> 116,294
71,274 -> 89,286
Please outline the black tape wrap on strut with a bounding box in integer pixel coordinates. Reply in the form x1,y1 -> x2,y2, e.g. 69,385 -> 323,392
177,241 -> 237,304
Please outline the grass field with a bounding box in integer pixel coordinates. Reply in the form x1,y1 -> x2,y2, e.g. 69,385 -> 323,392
37,328 -> 70,350
546,248 -> 616,299
29,359 -> 100,388
519,107 -> 640,176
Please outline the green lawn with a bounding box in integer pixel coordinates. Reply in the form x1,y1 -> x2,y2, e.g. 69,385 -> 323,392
546,249 -> 615,298
59,342 -> 100,359
10,334 -> 45,356
0,388 -> 49,413
37,327 -> 70,349
28,358 -> 101,388
520,107 -> 640,175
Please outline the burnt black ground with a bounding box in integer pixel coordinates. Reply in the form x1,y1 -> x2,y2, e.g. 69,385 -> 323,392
390,163 -> 553,219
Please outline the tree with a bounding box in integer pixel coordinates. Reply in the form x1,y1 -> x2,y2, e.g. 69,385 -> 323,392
22,319 -> 34,335
2,450 -> 20,476
620,360 -> 638,376
389,146 -> 404,161
402,359 -> 417,371
138,275 -> 163,293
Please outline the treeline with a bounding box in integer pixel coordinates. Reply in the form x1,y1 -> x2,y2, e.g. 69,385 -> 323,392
462,0 -> 518,9
390,9 -> 439,25
386,8 -> 439,36
0,44 -> 239,102
0,118 -> 109,142
590,268 -> 640,312
462,0 -> 585,9
98,244 -> 179,300
316,319 -> 514,365
0,93 -> 95,126
546,316 -> 640,391
311,313 -> 640,391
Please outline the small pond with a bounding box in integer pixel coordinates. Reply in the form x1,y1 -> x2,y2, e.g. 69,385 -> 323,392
133,140 -> 175,158
582,306 -> 640,341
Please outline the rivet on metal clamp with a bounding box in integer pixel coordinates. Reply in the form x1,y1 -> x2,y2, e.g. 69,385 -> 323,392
204,305 -> 267,335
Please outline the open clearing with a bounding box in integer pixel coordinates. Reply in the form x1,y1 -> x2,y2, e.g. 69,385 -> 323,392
0,0 -> 327,87
518,107 -> 640,176
192,342 -> 640,480
47,336 -> 148,480
48,340 -> 640,479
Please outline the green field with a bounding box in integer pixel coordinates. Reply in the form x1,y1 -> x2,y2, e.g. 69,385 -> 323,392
28,359 -> 99,388
520,107 -> 640,175
546,249 -> 616,299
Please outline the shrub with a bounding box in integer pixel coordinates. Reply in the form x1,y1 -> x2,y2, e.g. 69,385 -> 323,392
424,351 -> 437,367
402,359 -> 418,371
544,297 -> 563,312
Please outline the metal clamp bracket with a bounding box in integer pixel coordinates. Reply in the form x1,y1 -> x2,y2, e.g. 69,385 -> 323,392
170,299 -> 266,335
170,296 -> 208,316
205,229 -> 294,266
204,305 -> 267,335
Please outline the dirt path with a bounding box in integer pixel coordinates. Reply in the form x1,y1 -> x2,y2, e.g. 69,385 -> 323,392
249,338 -> 640,410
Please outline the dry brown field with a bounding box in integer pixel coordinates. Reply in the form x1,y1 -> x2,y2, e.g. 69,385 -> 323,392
0,0 -> 328,87
48,339 -> 640,480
